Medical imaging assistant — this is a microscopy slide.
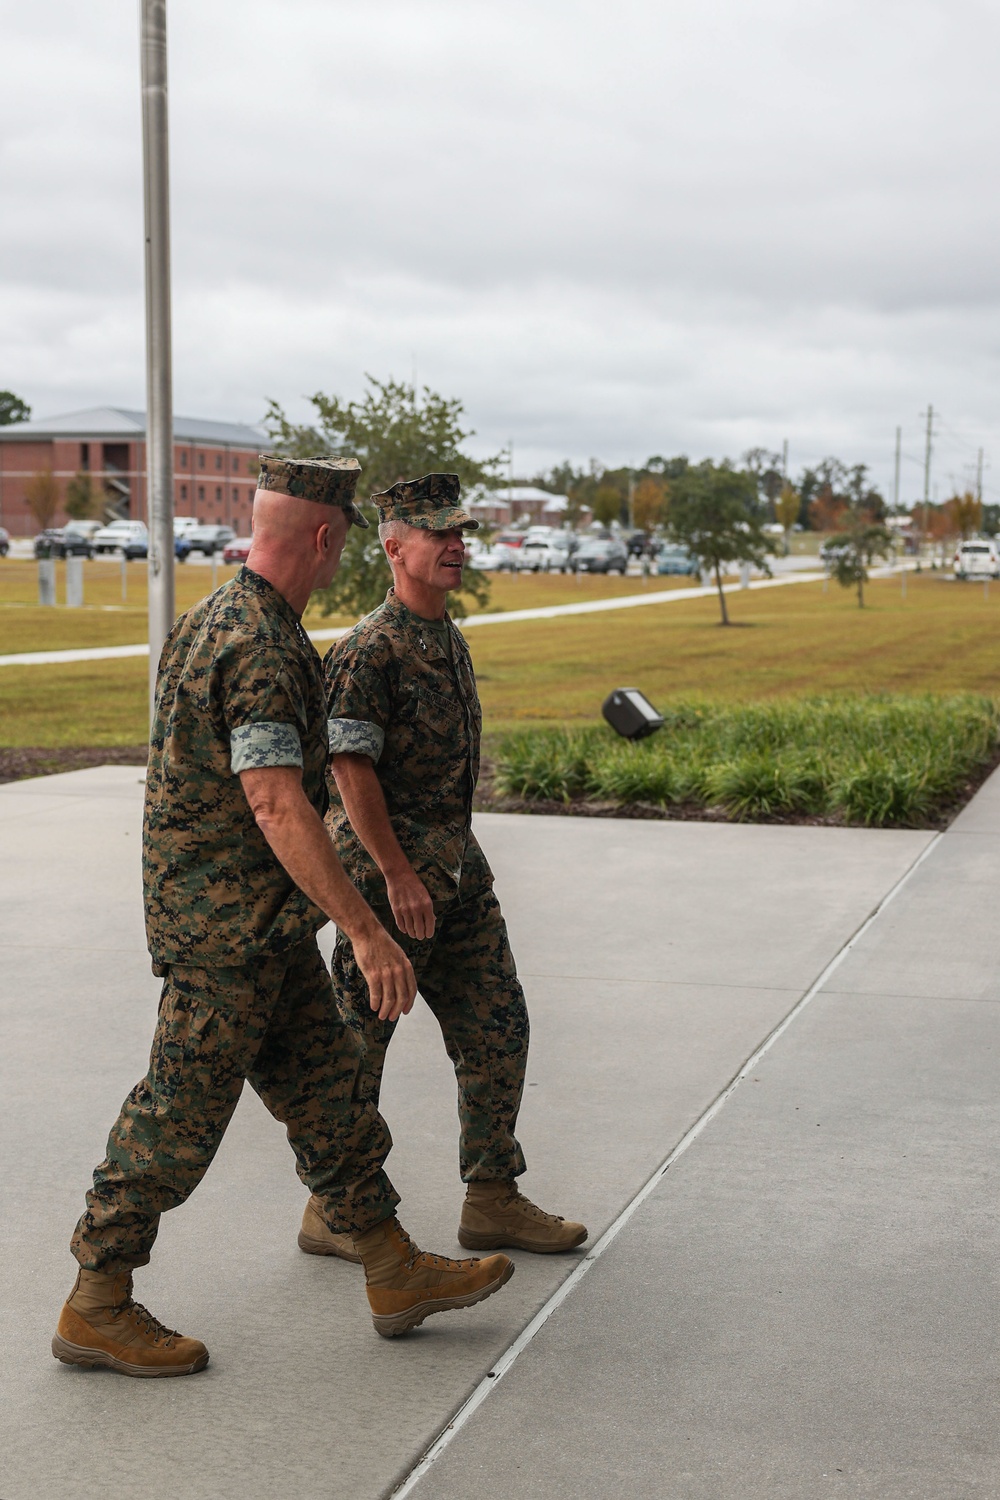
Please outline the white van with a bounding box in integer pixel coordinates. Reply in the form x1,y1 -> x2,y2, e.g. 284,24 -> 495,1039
953,540 -> 1000,580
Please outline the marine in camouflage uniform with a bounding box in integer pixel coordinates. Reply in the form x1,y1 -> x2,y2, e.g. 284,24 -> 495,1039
56,457 -> 514,1373
308,474 -> 587,1258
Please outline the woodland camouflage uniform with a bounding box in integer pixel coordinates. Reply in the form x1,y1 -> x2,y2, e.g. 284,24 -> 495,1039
71,460 -> 398,1274
324,473 -> 529,1185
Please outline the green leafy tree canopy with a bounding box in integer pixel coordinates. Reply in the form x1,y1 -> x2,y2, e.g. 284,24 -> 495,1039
64,471 -> 100,521
825,467 -> 892,607
0,390 -> 31,426
666,461 -> 774,624
264,376 -> 504,619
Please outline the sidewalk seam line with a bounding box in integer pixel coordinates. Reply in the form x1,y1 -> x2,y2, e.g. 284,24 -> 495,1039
387,827 -> 943,1500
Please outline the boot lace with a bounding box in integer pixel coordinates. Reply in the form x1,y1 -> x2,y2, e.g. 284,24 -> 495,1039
113,1296 -> 179,1347
502,1188 -> 564,1224
395,1222 -> 477,1272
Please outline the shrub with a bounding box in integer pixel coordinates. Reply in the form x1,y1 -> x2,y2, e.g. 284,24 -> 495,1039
491,695 -> 1000,828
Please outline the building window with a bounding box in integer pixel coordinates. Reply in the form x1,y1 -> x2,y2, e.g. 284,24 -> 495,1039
216,486 -> 222,502
197,452 -> 205,468
232,456 -> 240,471
198,485 -> 205,501
215,454 -> 222,469
180,451 -> 187,468
233,488 -> 239,502
180,484 -> 187,500
80,444 -> 90,471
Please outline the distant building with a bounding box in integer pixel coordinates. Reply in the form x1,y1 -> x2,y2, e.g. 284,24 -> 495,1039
0,407 -> 266,535
466,484 -> 572,528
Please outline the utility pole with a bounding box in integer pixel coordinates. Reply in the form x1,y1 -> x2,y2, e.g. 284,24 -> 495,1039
976,448 -> 984,504
781,438 -> 788,478
893,426 -> 901,509
141,0 -> 174,725
920,404 -> 934,554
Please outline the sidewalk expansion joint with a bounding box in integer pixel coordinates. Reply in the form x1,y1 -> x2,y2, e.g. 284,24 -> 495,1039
387,826 -> 943,1500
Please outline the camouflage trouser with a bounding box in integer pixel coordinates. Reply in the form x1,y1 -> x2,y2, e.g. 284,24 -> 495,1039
71,938 -> 399,1273
332,885 -> 529,1183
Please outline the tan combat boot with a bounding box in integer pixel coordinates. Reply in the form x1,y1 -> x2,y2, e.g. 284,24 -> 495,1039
52,1269 -> 209,1378
297,1195 -> 363,1263
354,1216 -> 514,1338
459,1181 -> 588,1254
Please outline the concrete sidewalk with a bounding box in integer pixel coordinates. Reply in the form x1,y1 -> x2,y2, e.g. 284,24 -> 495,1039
0,765 -> 987,1498
406,781 -> 1000,1500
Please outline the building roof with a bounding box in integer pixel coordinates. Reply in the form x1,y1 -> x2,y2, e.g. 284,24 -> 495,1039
0,407 -> 267,447
467,484 -> 569,510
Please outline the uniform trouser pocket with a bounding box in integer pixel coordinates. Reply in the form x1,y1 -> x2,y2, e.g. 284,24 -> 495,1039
71,944 -> 397,1272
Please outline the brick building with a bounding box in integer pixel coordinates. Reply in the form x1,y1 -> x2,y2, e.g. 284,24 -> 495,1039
0,407 -> 266,535
465,484 -> 572,528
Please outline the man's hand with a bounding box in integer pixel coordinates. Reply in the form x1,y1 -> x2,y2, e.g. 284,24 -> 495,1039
239,763 -> 417,1020
386,866 -> 436,941
353,921 -> 417,1022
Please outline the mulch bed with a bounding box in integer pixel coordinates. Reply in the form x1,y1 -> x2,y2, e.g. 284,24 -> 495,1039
472,750 -> 1000,831
0,745 -> 148,785
4,745 -> 997,829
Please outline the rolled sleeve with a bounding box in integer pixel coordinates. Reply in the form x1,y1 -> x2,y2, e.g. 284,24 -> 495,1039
327,717 -> 385,762
230,722 -> 303,773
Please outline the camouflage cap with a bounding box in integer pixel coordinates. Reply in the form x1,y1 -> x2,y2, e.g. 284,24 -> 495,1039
256,454 -> 369,528
371,472 -> 480,531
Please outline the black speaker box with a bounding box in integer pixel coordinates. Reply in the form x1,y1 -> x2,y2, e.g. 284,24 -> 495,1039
601,688 -> 664,740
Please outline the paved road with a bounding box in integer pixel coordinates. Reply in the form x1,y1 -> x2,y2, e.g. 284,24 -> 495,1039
2,766 -> 992,1498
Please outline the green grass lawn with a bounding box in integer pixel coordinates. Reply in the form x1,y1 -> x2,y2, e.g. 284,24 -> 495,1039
0,559 -> 680,654
2,570 -> 998,747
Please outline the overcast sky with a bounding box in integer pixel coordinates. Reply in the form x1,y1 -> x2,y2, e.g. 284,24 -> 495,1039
2,0 -> 998,501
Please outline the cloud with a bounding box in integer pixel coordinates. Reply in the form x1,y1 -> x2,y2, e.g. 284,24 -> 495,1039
1,0 -> 998,498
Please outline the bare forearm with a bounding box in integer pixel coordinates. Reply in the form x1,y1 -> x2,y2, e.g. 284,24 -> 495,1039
238,764 -> 415,1019
243,774 -> 378,943
332,752 -> 436,940
332,753 -> 411,878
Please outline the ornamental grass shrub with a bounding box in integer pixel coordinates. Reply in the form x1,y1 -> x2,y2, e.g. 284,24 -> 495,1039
491,696 -> 1000,828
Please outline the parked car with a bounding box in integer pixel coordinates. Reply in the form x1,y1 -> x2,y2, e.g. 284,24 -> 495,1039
93,519 -> 148,554
953,539 -> 1000,580
186,523 -> 236,556
516,533 -> 573,572
655,544 -> 698,576
469,542 -> 516,571
122,533 -> 193,562
571,537 -> 628,574
33,525 -> 95,559
222,535 -> 252,565
173,515 -> 200,537
0,526 -> 9,557
67,528 -> 103,552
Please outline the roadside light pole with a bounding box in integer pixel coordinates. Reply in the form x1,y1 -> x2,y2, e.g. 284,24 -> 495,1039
140,0 -> 174,725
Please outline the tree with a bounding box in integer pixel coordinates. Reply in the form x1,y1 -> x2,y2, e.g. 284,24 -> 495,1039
0,390 -> 30,426
666,461 -> 774,625
632,475 -> 668,532
591,483 -> 623,526
775,482 -> 800,553
825,472 -> 891,606
24,469 -> 60,530
742,447 -> 784,516
65,471 -> 100,521
948,491 -> 982,539
264,376 -> 503,618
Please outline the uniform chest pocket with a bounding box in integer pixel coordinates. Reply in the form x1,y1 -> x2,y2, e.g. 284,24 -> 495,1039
416,685 -> 464,740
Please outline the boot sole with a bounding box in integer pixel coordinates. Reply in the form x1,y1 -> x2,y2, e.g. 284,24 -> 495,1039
51,1333 -> 209,1378
372,1258 -> 515,1338
457,1225 -> 588,1254
297,1229 -> 363,1265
